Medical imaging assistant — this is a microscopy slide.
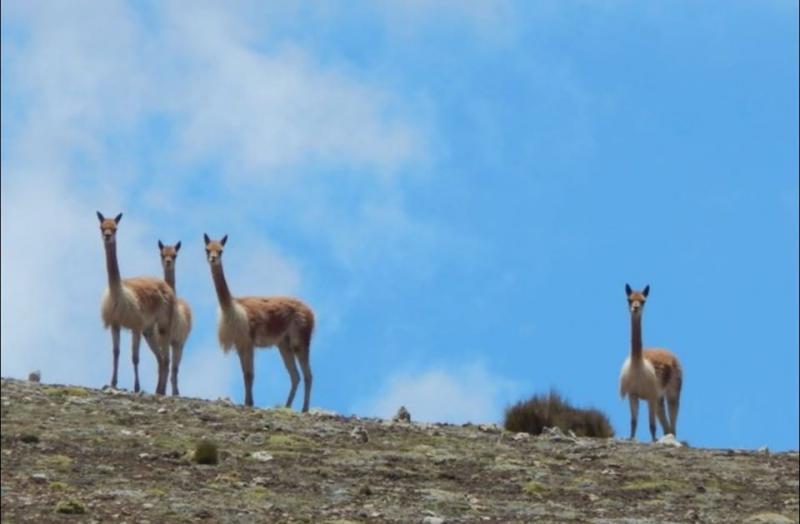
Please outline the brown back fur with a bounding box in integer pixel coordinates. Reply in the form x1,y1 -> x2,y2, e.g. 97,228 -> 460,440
643,348 -> 682,392
238,296 -> 314,349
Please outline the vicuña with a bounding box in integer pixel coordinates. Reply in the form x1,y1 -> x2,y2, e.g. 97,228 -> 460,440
619,284 -> 683,441
204,234 -> 315,411
97,212 -> 174,394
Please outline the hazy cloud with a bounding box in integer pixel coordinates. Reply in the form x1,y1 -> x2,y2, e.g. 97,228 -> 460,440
354,363 -> 521,424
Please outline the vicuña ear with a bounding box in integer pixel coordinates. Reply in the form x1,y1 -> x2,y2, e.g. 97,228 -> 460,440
96,211 -> 105,222
642,285 -> 650,297
114,213 -> 123,224
175,241 -> 181,252
158,240 -> 164,250
204,233 -> 211,245
625,283 -> 633,296
221,234 -> 228,246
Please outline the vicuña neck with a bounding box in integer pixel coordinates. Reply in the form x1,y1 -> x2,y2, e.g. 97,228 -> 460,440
211,263 -> 233,309
104,241 -> 122,290
630,314 -> 643,361
164,267 -> 176,293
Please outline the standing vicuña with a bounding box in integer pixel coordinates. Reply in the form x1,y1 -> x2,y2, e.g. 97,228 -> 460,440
97,212 -> 174,394
143,241 -> 192,396
619,284 -> 683,441
204,234 -> 315,411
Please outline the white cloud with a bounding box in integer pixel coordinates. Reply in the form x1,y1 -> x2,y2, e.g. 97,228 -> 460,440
354,363 -> 521,424
1,2 -> 433,400
175,341 -> 240,401
373,0 -> 521,45
0,178 -> 158,390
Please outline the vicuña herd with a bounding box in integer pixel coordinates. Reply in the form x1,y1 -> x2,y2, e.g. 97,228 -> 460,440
96,211 -> 683,439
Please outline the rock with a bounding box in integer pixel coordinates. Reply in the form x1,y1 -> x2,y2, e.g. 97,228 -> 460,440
27,370 -> 41,383
30,473 -> 48,483
252,476 -> 270,486
422,516 -> 445,524
477,424 -> 501,434
350,426 -> 368,443
245,433 -> 265,445
308,408 -> 339,418
541,426 -> 577,443
250,451 -> 273,462
157,407 -> 167,414
743,513 -> 794,523
393,406 -> 411,423
658,434 -> 683,448
512,432 -> 530,441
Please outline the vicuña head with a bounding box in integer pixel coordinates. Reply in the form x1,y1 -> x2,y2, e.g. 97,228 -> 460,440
97,211 -> 122,244
97,211 -> 175,395
619,283 -> 683,442
158,240 -> 181,270
625,283 -> 649,317
203,233 -> 315,411
203,233 -> 227,266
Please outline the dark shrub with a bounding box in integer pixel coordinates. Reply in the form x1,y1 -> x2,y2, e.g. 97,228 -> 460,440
193,440 -> 219,465
504,390 -> 614,438
19,433 -> 40,444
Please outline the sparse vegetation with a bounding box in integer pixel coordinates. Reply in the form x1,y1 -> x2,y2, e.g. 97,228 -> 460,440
55,499 -> 86,514
504,390 -> 614,438
193,440 -> 219,465
18,433 -> 40,444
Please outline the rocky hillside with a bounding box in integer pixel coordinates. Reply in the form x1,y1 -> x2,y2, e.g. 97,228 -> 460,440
1,377 -> 798,523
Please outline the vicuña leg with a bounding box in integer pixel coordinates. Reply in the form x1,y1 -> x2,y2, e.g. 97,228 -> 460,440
237,345 -> 255,407
647,398 -> 658,442
278,341 -> 300,409
170,342 -> 184,396
110,325 -> 121,389
628,395 -> 639,440
156,326 -> 170,395
296,346 -> 312,413
656,397 -> 671,436
131,330 -> 142,393
143,328 -> 169,394
667,395 -> 680,437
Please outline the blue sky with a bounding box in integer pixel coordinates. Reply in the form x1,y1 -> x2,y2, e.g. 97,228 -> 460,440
2,1 -> 797,451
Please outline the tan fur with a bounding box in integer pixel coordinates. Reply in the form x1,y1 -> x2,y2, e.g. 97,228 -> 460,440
205,234 -> 315,411
173,299 -> 192,343
217,301 -> 251,353
101,278 -> 175,332
619,348 -> 682,400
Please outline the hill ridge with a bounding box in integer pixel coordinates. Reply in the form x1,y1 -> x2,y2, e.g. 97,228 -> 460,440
1,377 -> 798,523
